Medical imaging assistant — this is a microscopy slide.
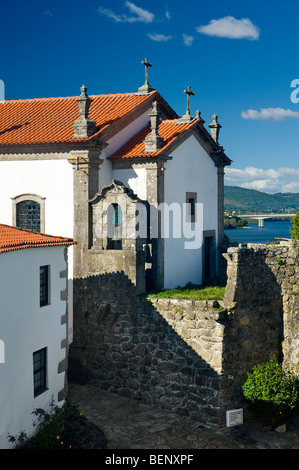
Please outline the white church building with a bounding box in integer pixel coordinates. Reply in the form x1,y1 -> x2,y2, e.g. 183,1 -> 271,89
0,59 -> 231,327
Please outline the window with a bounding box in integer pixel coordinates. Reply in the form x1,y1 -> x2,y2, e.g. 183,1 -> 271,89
40,265 -> 50,307
11,194 -> 45,232
202,230 -> 216,282
16,200 -> 40,231
33,348 -> 47,397
186,192 -> 197,223
107,203 -> 122,250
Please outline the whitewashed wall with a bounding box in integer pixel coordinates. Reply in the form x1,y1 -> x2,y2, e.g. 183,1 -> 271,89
0,158 -> 74,340
99,108 -> 151,191
112,166 -> 147,201
0,159 -> 73,237
163,135 -> 218,288
0,246 -> 69,449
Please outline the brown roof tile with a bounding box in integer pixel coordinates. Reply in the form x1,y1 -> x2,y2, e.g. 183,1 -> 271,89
0,92 -> 157,146
0,224 -> 76,254
108,119 -> 199,159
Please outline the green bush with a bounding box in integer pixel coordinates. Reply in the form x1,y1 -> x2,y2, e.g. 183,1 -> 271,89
7,400 -> 93,449
290,212 -> 299,240
242,357 -> 299,423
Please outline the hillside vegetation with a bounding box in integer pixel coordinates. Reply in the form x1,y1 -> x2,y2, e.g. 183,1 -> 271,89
224,186 -> 299,214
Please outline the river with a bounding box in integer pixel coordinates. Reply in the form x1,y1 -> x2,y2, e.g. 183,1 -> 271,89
224,220 -> 292,244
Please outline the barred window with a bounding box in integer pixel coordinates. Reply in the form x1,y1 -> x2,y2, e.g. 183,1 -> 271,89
12,194 -> 45,233
33,348 -> 47,397
16,200 -> 40,232
40,265 -> 50,307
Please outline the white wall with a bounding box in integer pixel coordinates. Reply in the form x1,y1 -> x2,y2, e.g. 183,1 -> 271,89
112,166 -> 147,200
163,135 -> 218,288
0,246 -> 68,449
98,108 -> 151,191
0,159 -> 73,237
0,158 -> 74,341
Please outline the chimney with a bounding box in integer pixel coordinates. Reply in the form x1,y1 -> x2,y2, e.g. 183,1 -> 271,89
144,101 -> 164,152
73,85 -> 96,138
209,114 -> 222,144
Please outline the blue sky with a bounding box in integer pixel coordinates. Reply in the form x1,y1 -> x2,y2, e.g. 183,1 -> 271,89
1,0 -> 299,193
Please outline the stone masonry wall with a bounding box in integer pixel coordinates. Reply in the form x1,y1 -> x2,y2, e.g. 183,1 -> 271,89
69,274 -> 231,426
221,239 -> 299,407
69,239 -> 299,427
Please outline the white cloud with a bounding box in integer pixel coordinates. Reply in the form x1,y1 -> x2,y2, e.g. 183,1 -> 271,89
241,107 -> 299,122
98,2 -> 154,24
183,34 -> 194,46
98,7 -> 124,22
148,33 -> 172,42
225,167 -> 299,193
125,1 -> 154,23
197,16 -> 260,40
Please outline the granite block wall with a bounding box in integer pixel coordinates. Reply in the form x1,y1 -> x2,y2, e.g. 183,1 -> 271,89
69,239 -> 299,426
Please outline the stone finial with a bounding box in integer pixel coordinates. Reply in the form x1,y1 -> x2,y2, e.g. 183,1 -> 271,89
138,58 -> 155,94
196,110 -> 205,123
73,84 -> 96,138
143,101 -> 165,152
209,114 -> 222,143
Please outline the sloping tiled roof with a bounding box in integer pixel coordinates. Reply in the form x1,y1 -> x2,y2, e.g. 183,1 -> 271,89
0,224 -> 75,254
0,92 -> 158,146
108,119 -> 199,159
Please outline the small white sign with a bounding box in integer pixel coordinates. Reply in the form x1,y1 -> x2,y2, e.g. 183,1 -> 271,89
226,409 -> 243,427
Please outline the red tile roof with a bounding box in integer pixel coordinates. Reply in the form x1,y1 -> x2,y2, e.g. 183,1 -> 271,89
108,119 -> 199,159
0,92 -> 158,146
0,224 -> 75,254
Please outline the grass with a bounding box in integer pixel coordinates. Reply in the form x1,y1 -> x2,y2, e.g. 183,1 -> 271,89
148,283 -> 226,301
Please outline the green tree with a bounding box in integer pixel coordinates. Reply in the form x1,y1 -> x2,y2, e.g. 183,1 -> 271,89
290,212 -> 299,239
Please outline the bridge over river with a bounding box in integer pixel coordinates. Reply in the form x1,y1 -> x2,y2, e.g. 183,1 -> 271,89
238,213 -> 296,228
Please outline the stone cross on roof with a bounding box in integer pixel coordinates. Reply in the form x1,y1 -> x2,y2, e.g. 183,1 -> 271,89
138,58 -> 155,94
142,58 -> 151,86
176,86 -> 196,123
184,86 -> 194,117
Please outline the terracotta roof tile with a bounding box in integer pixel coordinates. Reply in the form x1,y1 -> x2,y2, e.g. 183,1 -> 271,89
0,92 -> 157,146
108,119 -> 199,159
0,224 -> 76,254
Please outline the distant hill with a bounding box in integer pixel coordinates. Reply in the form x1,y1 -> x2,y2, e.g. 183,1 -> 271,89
224,186 -> 299,214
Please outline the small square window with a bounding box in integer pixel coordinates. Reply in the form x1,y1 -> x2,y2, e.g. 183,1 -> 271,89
33,348 -> 47,397
40,265 -> 50,307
